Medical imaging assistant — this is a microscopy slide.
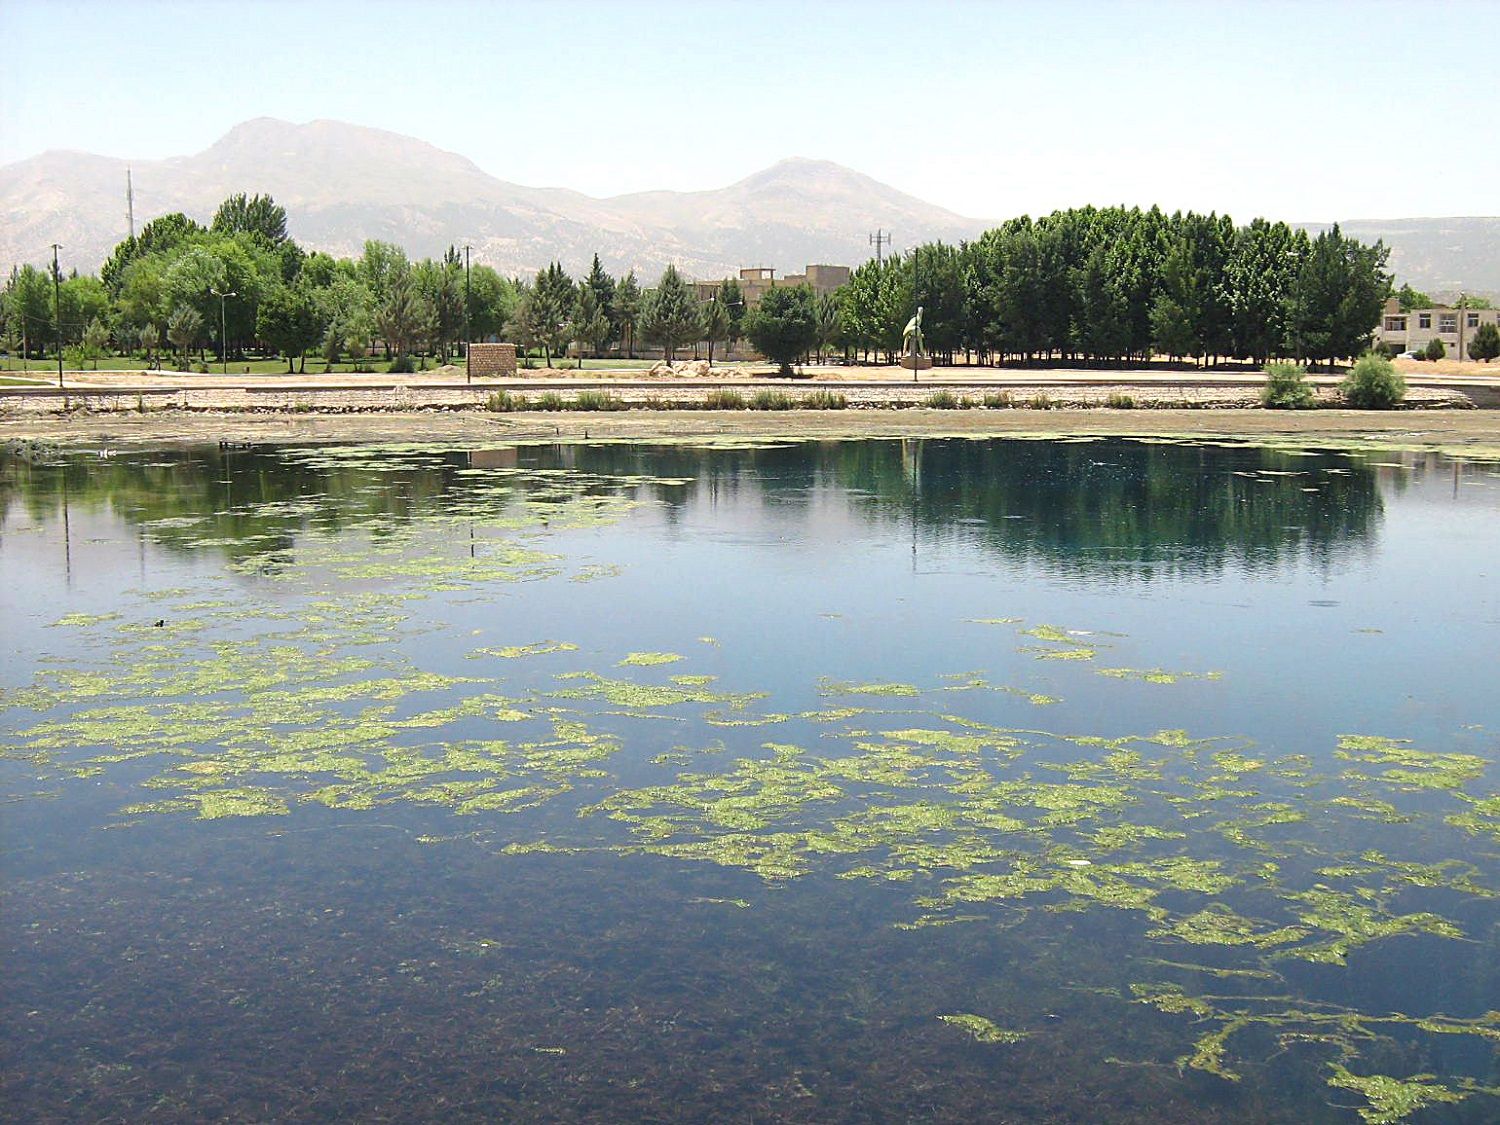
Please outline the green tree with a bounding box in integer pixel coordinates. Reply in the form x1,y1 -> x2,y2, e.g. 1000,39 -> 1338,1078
1151,233 -> 1204,362
1395,282 -> 1433,311
613,270 -> 643,359
257,283 -> 321,372
1223,219 -> 1298,365
374,267 -> 428,369
583,254 -> 616,349
1423,337 -> 1446,361
1468,321 -> 1500,362
530,262 -> 575,367
1286,225 -> 1390,370
701,296 -> 730,365
4,264 -> 54,358
569,284 -> 610,365
639,265 -> 701,363
211,193 -> 290,245
745,284 -> 818,376
716,278 -> 746,352
166,304 -> 203,368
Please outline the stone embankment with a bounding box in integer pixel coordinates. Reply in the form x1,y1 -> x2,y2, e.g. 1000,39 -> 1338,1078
0,376 -> 1478,415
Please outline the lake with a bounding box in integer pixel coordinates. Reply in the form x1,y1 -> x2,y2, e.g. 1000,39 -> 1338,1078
2,435 -> 1498,1123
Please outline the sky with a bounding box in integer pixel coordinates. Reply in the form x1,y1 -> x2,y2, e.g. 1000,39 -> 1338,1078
3,0 -> 1497,224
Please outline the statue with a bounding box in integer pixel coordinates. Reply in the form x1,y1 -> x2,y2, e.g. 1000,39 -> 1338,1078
902,305 -> 924,357
900,305 -> 932,371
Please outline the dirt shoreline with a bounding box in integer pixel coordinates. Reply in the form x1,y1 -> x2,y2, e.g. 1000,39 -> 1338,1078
7,406 -> 1500,457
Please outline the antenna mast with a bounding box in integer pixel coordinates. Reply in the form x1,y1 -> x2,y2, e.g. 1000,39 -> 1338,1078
868,229 -> 891,266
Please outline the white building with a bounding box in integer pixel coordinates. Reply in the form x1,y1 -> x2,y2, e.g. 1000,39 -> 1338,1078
1376,297 -> 1498,356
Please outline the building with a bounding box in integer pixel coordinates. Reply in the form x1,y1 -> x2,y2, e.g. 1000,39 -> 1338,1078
693,264 -> 852,306
1376,297 -> 1499,356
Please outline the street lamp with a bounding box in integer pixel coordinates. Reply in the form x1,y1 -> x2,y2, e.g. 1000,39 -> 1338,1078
210,288 -> 236,374
463,243 -> 472,385
50,243 -> 63,389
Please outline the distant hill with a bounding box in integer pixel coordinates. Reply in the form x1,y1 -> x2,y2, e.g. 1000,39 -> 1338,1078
3,118 -> 1495,295
0,118 -> 984,281
1317,217 -> 1500,298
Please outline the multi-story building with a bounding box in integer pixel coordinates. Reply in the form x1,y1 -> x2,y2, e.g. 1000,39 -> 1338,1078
1376,297 -> 1499,356
693,264 -> 852,306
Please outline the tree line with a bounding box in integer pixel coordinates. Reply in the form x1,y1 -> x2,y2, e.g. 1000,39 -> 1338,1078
2,195 -> 1401,373
838,206 -> 1393,369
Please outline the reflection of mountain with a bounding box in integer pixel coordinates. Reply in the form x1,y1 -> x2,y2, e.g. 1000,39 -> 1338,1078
2,439 -> 1385,578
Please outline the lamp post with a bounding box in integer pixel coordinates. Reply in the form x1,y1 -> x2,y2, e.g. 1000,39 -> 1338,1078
463,243 -> 472,385
210,288 -> 236,374
50,243 -> 63,389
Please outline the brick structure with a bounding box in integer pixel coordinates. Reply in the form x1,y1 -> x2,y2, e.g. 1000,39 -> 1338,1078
467,343 -> 518,377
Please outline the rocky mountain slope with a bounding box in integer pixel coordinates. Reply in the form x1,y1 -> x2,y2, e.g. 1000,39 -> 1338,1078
4,118 -> 1495,294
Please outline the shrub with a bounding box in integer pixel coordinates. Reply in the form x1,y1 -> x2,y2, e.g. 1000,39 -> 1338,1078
1260,361 -> 1315,410
642,394 -> 669,410
485,390 -> 520,412
800,389 -> 847,410
703,388 -> 746,410
982,391 -> 1014,409
1105,392 -> 1137,409
749,389 -> 796,410
1468,322 -> 1500,362
1423,337 -> 1446,361
388,354 -> 415,374
536,391 -> 566,411
924,390 -> 960,409
573,390 -> 627,411
1027,393 -> 1054,410
1373,342 -> 1401,359
1340,352 -> 1407,409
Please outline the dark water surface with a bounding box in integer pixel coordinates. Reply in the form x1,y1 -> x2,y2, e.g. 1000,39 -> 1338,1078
2,436 -> 1498,1123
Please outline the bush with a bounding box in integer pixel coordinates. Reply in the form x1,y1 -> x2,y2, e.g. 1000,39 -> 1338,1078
1027,393 -> 1054,410
573,390 -> 627,411
749,389 -> 795,410
924,390 -> 960,409
1105,392 -> 1137,409
1340,352 -> 1407,409
800,389 -> 847,410
485,390 -> 521,412
982,391 -> 1014,409
388,354 -> 415,374
1423,338 -> 1446,361
536,391 -> 566,411
1260,361 -> 1315,410
1468,322 -> 1500,362
703,388 -> 746,410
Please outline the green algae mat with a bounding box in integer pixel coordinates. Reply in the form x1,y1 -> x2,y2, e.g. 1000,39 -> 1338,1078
2,437 -> 1498,1123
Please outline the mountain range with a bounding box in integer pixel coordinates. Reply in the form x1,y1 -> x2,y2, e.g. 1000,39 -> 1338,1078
3,118 -> 1496,295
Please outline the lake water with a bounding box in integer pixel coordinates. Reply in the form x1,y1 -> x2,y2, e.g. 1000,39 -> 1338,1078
2,436 -> 1498,1123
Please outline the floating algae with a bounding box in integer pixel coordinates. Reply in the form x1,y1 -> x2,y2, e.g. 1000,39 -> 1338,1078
617,652 -> 684,667
937,1014 -> 1030,1044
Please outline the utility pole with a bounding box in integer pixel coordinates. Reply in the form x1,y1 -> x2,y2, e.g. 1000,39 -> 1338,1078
463,243 -> 472,384
868,229 -> 890,267
126,168 -> 136,241
50,244 -> 63,389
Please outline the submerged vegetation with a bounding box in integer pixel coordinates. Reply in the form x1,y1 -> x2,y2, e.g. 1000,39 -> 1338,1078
1,436 -> 1497,1123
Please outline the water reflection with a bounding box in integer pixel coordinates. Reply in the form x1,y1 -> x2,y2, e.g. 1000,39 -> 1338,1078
1,437 -> 1394,579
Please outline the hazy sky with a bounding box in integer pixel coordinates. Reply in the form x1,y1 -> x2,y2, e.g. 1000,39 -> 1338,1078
3,0 -> 1496,223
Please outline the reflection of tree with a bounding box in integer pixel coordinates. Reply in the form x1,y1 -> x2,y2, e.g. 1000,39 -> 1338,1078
564,439 -> 1387,580
1,439 -> 1385,578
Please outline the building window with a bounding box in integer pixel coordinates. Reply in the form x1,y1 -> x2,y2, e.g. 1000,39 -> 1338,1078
1468,313 -> 1480,328
1418,313 -> 1431,329
1439,314 -> 1457,333
1384,316 -> 1407,332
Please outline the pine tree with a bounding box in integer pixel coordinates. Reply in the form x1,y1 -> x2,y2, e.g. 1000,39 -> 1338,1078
613,271 -> 642,359
639,265 -> 701,363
